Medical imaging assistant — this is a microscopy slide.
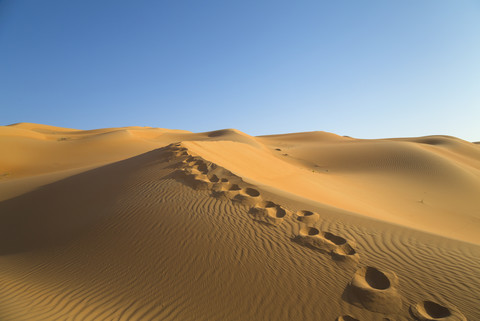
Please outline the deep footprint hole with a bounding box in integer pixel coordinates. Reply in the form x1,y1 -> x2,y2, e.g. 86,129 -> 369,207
423,301 -> 451,318
197,164 -> 208,173
264,201 -> 276,208
275,208 -> 286,218
334,245 -> 356,258
209,175 -> 219,182
306,227 -> 320,236
245,188 -> 260,197
324,232 -> 347,245
229,184 -> 241,191
299,210 -> 314,217
345,246 -> 356,255
365,267 -> 390,290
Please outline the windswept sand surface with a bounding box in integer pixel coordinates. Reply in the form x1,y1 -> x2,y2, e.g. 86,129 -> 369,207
0,123 -> 479,320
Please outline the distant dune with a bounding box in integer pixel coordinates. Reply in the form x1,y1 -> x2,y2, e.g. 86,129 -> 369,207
0,123 -> 478,320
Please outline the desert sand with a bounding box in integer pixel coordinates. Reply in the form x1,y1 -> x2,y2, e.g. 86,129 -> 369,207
0,122 -> 479,321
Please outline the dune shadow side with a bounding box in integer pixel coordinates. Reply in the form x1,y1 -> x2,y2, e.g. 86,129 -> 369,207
0,147 -> 171,255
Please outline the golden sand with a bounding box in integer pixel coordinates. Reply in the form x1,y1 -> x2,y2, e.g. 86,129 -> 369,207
0,123 -> 478,320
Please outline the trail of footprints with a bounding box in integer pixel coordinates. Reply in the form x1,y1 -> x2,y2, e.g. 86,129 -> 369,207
163,143 -> 467,321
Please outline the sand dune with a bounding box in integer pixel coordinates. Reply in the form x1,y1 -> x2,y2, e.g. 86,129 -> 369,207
0,123 -> 478,320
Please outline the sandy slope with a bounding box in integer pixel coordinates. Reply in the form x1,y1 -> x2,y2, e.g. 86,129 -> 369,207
0,123 -> 479,321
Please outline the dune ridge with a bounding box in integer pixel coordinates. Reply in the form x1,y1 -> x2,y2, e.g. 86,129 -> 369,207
0,124 -> 479,320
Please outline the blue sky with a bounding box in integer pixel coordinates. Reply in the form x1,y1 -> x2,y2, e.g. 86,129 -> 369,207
1,0 -> 479,140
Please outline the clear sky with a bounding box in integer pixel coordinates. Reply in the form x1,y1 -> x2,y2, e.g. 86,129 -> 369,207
1,0 -> 479,141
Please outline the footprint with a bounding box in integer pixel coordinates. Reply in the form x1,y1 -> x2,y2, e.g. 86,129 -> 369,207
249,201 -> 289,225
337,316 -> 360,321
299,226 -> 321,236
314,231 -> 359,262
176,150 -> 188,157
193,162 -> 209,174
346,266 -> 402,314
324,232 -> 347,245
212,183 -> 241,198
362,266 -> 391,290
211,177 -> 231,194
183,155 -> 196,164
229,184 -> 241,191
295,210 -> 320,224
245,188 -> 260,197
410,300 -> 466,321
233,188 -> 262,206
161,143 -> 189,160
190,174 -> 213,190
173,168 -> 213,190
294,228 -> 358,262
182,157 -> 211,174
172,167 -> 197,179
173,154 -> 240,195
181,157 -> 198,168
331,244 -> 358,262
293,226 -> 335,254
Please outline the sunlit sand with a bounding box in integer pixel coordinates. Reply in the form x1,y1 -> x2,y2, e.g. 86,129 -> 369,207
0,122 -> 478,320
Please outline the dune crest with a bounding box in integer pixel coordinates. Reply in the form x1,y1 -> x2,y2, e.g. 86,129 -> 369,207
0,123 -> 479,321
